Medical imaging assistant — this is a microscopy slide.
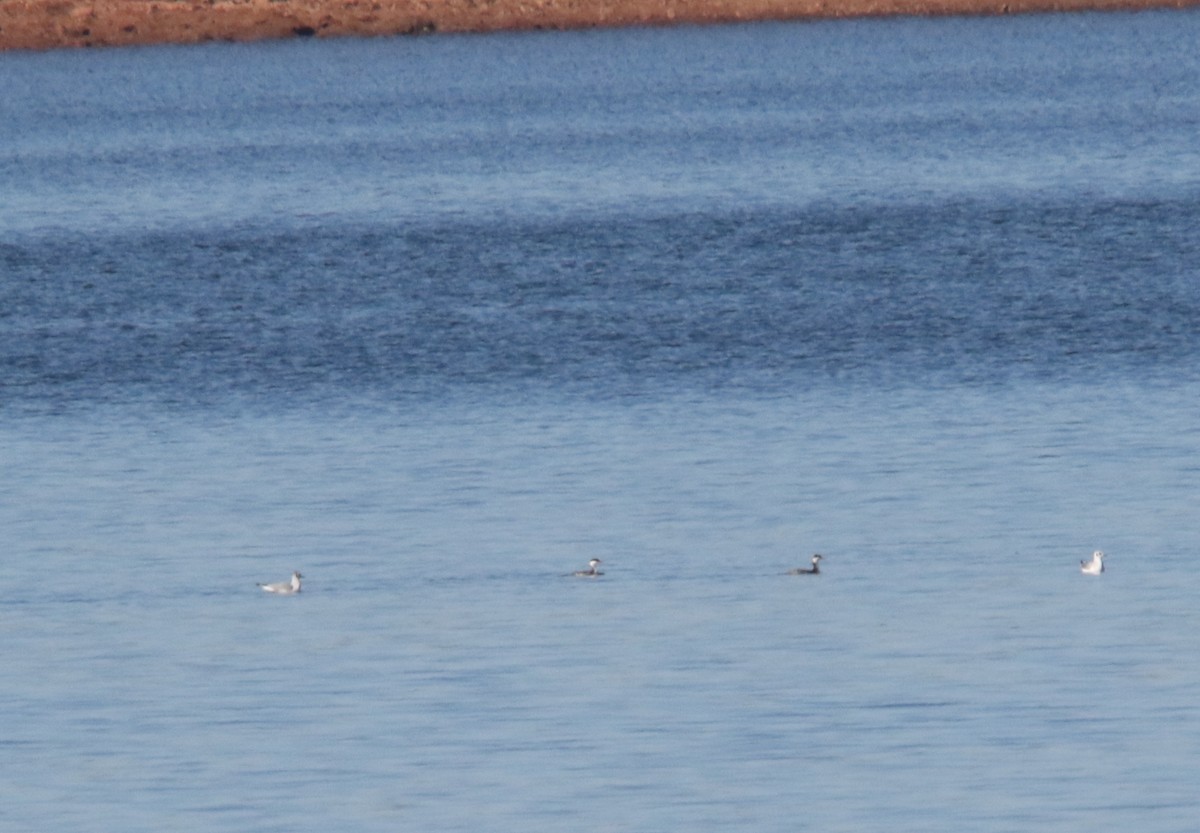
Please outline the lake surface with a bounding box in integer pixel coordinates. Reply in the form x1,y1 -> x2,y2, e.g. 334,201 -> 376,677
3,10 -> 1200,832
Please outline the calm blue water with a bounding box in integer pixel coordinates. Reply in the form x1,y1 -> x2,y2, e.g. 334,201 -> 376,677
3,10 -> 1200,832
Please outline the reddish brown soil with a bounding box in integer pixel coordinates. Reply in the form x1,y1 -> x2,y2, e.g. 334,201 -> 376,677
2,0 -> 1197,51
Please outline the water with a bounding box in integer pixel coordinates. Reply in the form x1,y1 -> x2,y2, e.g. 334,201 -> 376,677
3,10 -> 1200,832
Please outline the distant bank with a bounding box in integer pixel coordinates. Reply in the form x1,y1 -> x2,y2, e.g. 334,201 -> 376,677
2,0 -> 1197,51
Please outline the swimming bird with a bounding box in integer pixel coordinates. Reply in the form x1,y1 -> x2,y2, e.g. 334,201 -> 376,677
571,558 -> 604,577
1080,550 -> 1104,576
788,554 -> 823,575
258,571 -> 303,594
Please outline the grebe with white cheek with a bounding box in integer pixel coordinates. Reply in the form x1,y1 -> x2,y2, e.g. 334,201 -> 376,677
1080,550 -> 1104,576
258,571 -> 303,594
788,554 -> 823,575
571,559 -> 604,577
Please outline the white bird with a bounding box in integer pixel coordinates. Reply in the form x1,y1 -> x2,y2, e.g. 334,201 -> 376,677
571,558 -> 604,577
1080,551 -> 1104,576
788,554 -> 823,575
258,571 -> 303,594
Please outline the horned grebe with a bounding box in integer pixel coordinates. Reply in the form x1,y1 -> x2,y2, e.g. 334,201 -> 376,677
258,571 -> 303,594
788,554 -> 823,575
1080,550 -> 1104,576
571,558 -> 604,577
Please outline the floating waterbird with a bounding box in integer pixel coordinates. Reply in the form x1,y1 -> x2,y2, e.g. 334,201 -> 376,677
1080,551 -> 1104,576
571,558 -> 604,577
788,554 -> 823,575
258,571 -> 303,594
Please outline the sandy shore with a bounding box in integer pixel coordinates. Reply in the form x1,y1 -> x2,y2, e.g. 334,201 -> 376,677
1,0 -> 1197,51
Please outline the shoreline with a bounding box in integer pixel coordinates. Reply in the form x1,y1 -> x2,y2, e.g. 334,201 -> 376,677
1,0 -> 1197,52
